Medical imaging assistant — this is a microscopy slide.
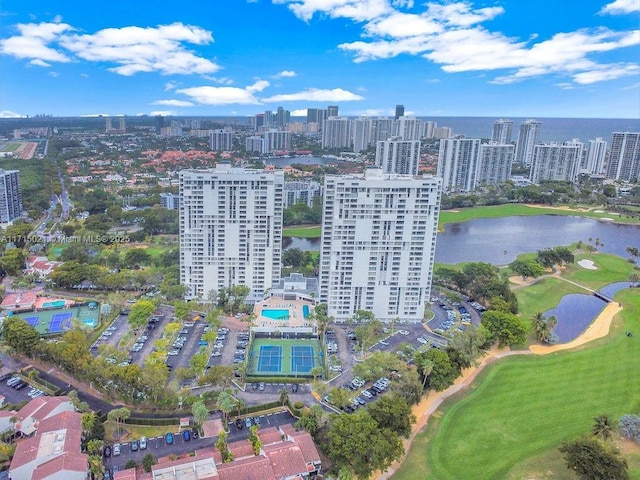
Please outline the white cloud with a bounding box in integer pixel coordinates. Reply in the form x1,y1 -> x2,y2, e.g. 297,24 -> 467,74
149,110 -> 175,116
59,23 -> 219,76
354,108 -> 393,116
0,21 -> 72,63
0,110 -> 26,118
80,113 -> 111,117
273,0 -> 639,86
1,20 -> 220,76
152,99 -> 195,107
600,0 -> 640,15
165,82 -> 178,91
80,73 -> 89,78
52,14 -> 63,23
202,76 -> 234,85
291,108 -> 308,115
48,71 -> 59,77
274,70 -> 297,77
274,0 -> 391,22
177,80 -> 269,105
29,59 -> 51,67
262,87 -> 364,102
572,63 -> 640,84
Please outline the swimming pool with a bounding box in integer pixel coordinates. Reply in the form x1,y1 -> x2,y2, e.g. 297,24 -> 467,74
302,305 -> 310,318
42,300 -> 66,308
262,309 -> 290,320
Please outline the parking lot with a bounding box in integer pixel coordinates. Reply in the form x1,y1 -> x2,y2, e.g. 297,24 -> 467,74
104,411 -> 296,475
0,374 -> 44,405
130,305 -> 174,367
166,321 -> 208,378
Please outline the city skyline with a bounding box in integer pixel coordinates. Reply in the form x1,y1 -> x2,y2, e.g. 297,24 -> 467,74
0,0 -> 638,119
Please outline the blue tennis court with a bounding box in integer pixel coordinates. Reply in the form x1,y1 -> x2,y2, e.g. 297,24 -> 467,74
24,316 -> 39,327
257,345 -> 282,373
49,312 -> 73,334
291,345 -> 315,373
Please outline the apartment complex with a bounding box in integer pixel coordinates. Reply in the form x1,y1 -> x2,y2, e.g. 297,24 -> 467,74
477,143 -> 514,186
284,181 -> 322,208
492,119 -> 513,144
606,132 -> 640,182
585,137 -> 607,175
529,143 -> 581,183
179,165 -> 284,302
0,169 -> 23,223
437,138 -> 482,192
319,168 -> 442,322
210,129 -> 234,151
514,119 -> 541,165
375,137 -> 421,175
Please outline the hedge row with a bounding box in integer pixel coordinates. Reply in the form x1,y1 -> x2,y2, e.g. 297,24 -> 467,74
244,401 -> 282,415
123,417 -> 180,426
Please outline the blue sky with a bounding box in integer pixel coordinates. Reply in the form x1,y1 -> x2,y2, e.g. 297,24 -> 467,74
1,0 -> 639,118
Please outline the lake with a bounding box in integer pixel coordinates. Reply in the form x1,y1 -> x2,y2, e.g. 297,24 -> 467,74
285,214 -> 640,265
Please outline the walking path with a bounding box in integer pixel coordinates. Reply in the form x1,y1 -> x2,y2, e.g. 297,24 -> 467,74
376,282 -> 625,479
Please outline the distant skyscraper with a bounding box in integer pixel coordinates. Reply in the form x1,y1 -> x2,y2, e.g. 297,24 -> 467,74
606,132 -> 640,182
211,129 -> 234,151
319,168 -> 442,322
327,105 -> 339,117
159,193 -> 179,210
265,130 -> 291,151
477,143 -> 514,186
275,106 -> 290,128
395,105 -> 405,120
530,143 -> 581,183
264,110 -> 275,127
373,118 -> 394,142
492,119 -> 513,144
421,121 -> 436,139
179,165 -> 284,302
352,117 -> 374,153
0,169 -> 22,223
433,126 -> 452,139
155,115 -> 165,133
585,137 -> 608,174
395,116 -> 421,141
515,119 -> 541,165
375,137 -> 421,175
306,108 -> 319,124
105,116 -> 125,133
255,113 -> 265,130
322,117 -> 352,149
437,138 -> 482,192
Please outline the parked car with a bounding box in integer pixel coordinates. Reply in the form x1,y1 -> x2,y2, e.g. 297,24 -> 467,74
131,440 -> 139,451
140,436 -> 147,450
103,445 -> 112,458
244,417 -> 252,428
165,433 -> 174,445
259,382 -> 265,391
192,429 -> 199,439
113,443 -> 121,456
182,430 -> 191,441
235,419 -> 244,430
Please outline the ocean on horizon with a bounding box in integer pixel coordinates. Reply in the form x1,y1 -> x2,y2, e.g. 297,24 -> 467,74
415,116 -> 640,143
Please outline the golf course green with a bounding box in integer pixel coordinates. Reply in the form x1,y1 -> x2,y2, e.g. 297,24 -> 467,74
391,257 -> 640,480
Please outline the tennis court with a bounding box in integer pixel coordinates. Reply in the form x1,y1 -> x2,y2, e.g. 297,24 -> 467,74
247,337 -> 324,378
13,305 -> 99,335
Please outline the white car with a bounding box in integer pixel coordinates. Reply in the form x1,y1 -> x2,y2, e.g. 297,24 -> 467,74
417,337 -> 428,344
360,389 -> 372,399
399,330 -> 410,335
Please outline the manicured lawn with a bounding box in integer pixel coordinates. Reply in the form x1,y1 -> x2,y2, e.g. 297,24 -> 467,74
283,225 -> 321,238
105,421 -> 177,442
515,277 -> 585,322
0,143 -> 21,152
561,252 -> 637,290
392,288 -> 640,480
438,204 -> 640,229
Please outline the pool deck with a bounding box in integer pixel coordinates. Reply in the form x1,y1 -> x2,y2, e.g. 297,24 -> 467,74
253,298 -> 314,329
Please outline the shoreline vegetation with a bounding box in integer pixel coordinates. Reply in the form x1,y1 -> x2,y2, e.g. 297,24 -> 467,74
283,204 -> 640,238
383,253 -> 640,480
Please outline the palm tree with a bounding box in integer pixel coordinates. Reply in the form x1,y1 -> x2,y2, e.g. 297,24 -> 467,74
531,312 -> 546,341
88,455 -> 106,480
630,272 -> 639,288
216,390 -> 237,427
279,387 -> 289,407
592,414 -> 616,441
417,357 -> 434,392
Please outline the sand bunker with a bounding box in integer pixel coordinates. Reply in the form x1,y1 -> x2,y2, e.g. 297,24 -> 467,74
577,259 -> 597,270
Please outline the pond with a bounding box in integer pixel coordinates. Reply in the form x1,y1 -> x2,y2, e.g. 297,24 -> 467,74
545,283 -> 635,343
285,215 -> 640,266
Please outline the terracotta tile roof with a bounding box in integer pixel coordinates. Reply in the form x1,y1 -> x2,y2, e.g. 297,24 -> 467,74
227,439 -> 255,460
257,427 -> 282,446
263,442 -> 308,479
288,430 -> 321,464
31,451 -> 88,479
216,455 -> 275,480
17,396 -> 72,424
279,424 -> 296,436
